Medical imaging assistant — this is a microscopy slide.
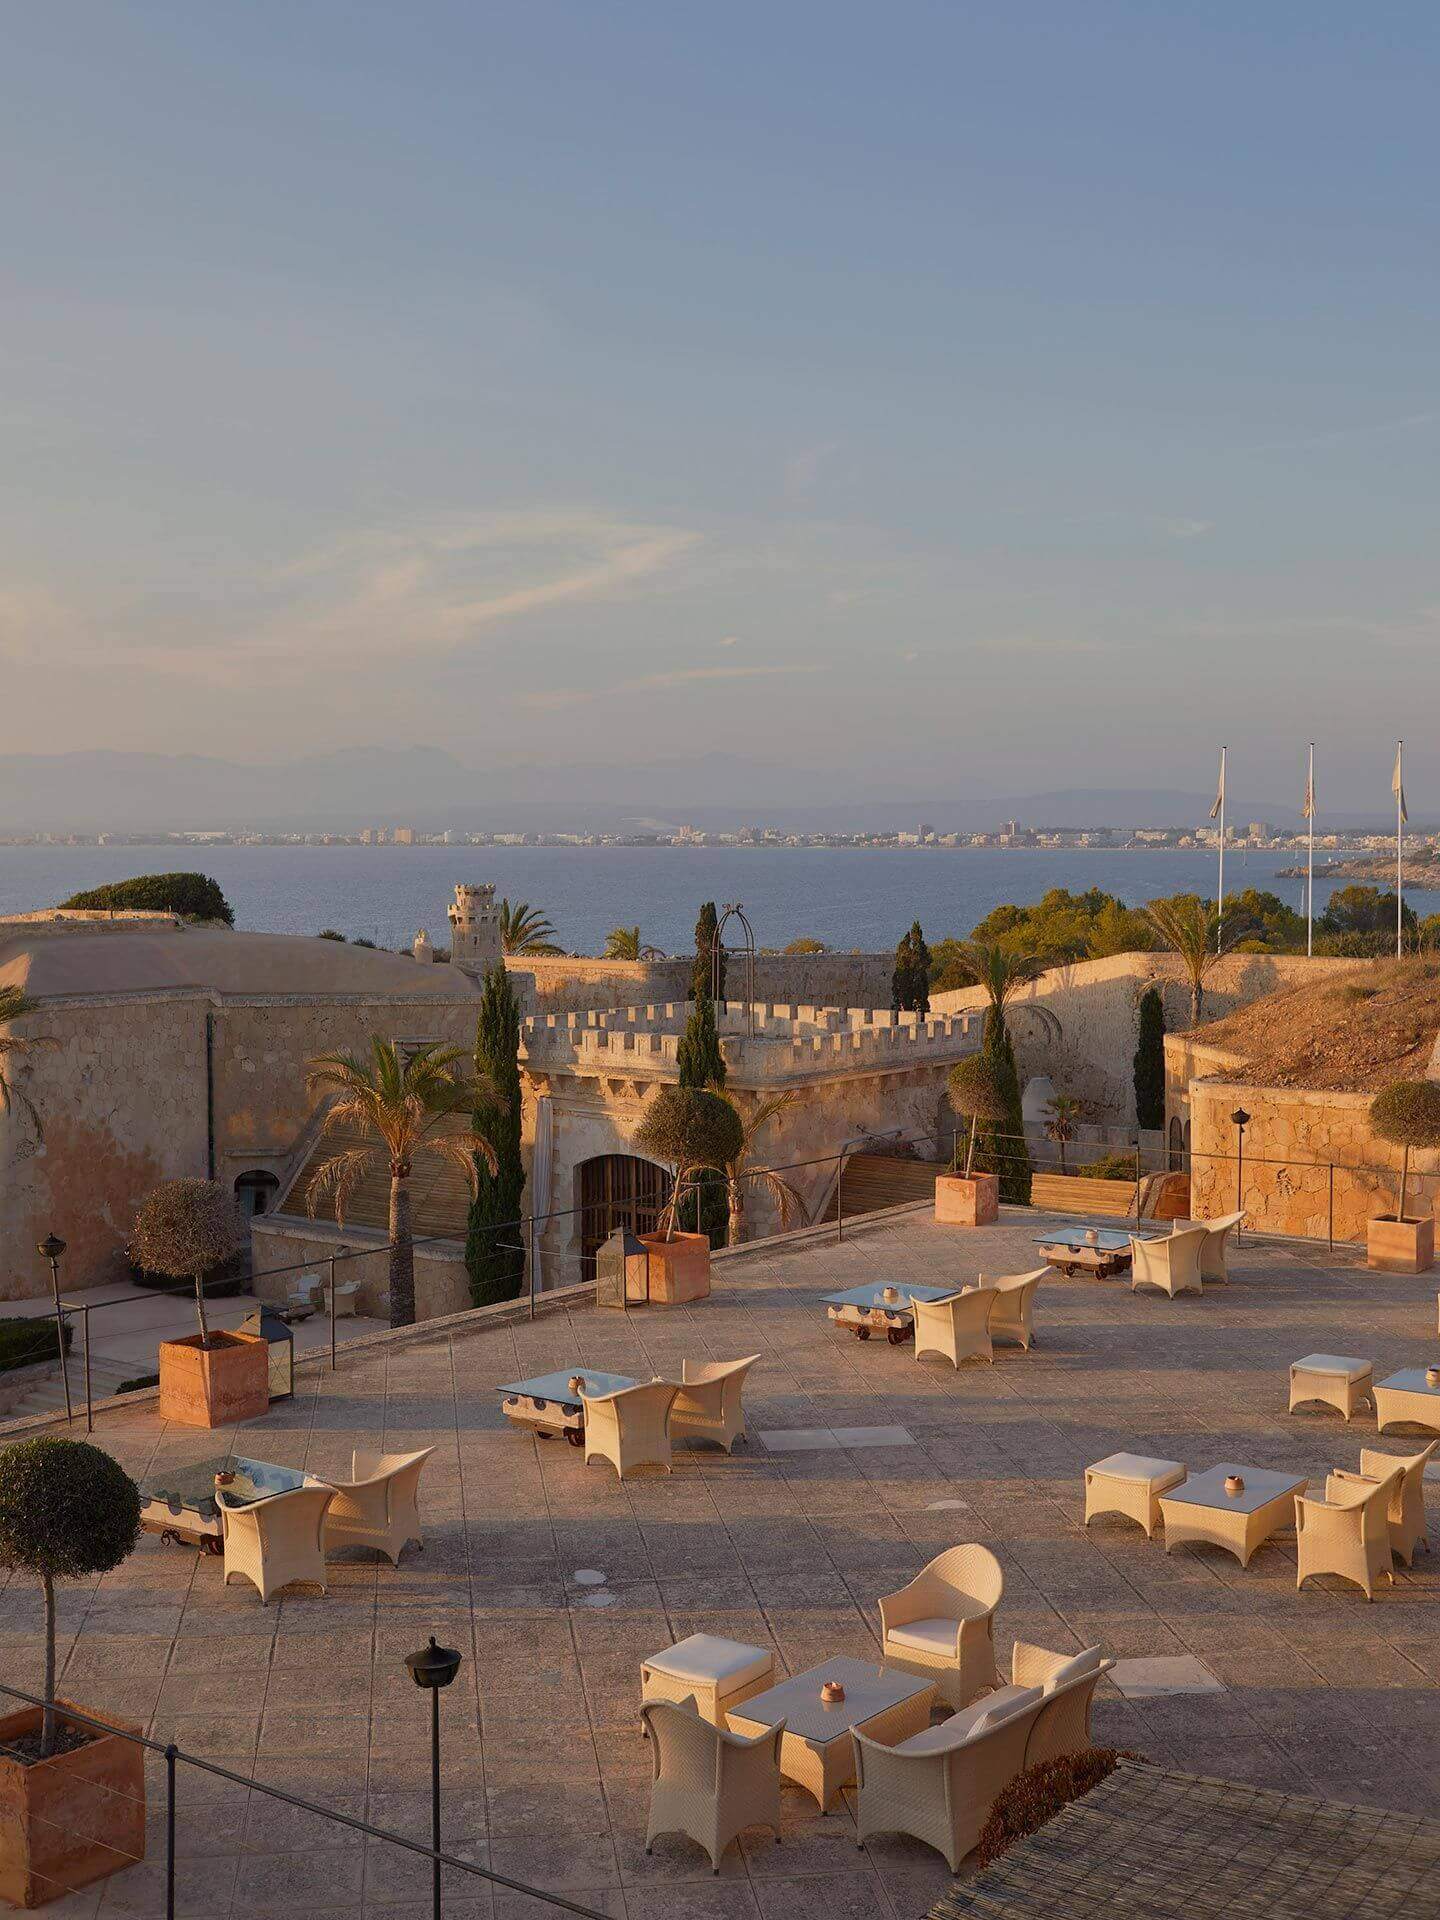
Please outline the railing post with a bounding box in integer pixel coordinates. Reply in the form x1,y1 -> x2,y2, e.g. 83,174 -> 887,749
82,1306 -> 93,1434
1132,1141 -> 1142,1223
1327,1163 -> 1335,1251
836,1150 -> 844,1243
328,1253 -> 338,1372
165,1743 -> 178,1920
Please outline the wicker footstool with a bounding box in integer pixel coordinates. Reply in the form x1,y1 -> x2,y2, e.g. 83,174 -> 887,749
641,1633 -> 774,1729
1085,1453 -> 1187,1538
1288,1354 -> 1373,1422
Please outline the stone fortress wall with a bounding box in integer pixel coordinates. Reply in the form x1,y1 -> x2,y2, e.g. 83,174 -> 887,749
503,950 -> 896,1015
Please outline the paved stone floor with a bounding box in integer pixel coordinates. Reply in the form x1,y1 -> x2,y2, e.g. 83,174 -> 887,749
5,1207 -> 1439,1919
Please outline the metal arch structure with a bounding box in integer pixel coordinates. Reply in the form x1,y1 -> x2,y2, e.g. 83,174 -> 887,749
712,902 -> 757,1033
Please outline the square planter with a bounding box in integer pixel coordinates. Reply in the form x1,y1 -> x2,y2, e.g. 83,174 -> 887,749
1366,1214 -> 1435,1274
935,1172 -> 999,1227
0,1703 -> 145,1909
637,1232 -> 712,1303
157,1329 -> 269,1428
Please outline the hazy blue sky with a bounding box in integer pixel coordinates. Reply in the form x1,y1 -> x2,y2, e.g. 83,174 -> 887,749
3,3 -> 1437,808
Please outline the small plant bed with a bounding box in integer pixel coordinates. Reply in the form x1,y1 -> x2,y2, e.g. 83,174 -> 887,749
0,1724 -> 95,1766
0,1319 -> 72,1375
973,1747 -> 1142,1870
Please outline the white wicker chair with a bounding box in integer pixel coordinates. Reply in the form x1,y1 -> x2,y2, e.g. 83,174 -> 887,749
1329,1442 -> 1435,1567
1174,1211 -> 1245,1281
641,1696 -> 783,1872
975,1269 -> 1046,1351
1010,1642 -> 1114,1767
324,1447 -> 433,1564
582,1379 -> 679,1480
221,1484 -> 336,1604
1130,1226 -> 1206,1298
912,1289 -> 996,1369
854,1685 -> 1045,1870
878,1543 -> 1004,1708
1295,1464 -> 1404,1600
668,1355 -> 760,1454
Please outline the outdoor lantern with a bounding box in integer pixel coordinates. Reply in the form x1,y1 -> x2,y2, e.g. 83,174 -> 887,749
239,1304 -> 294,1400
595,1226 -> 651,1310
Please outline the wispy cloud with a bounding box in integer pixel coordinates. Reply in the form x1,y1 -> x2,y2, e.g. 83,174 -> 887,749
1164,517 -> 1212,540
636,663 -> 819,689
515,662 -> 820,707
1245,410 -> 1440,455
783,440 -> 842,503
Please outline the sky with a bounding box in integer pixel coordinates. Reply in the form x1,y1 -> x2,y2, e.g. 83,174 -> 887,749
3,2 -> 1438,811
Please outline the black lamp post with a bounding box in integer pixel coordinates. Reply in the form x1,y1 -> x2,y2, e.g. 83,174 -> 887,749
36,1234 -> 71,1424
405,1635 -> 463,1919
1230,1109 -> 1251,1243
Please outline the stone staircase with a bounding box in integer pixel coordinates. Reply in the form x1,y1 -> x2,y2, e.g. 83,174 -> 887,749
2,1353 -> 140,1423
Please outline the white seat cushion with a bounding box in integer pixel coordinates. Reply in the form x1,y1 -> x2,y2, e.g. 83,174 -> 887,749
1088,1451 -> 1185,1491
1042,1645 -> 1104,1693
1292,1354 -> 1370,1381
886,1616 -> 961,1657
893,1684 -> 1032,1754
969,1684 -> 1043,1737
645,1633 -> 771,1690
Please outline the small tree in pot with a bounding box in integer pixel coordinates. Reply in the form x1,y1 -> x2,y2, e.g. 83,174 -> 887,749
1366,1080 -> 1440,1273
0,1438 -> 144,1906
133,1179 -> 265,1425
633,1088 -> 744,1301
937,1054 -> 1009,1225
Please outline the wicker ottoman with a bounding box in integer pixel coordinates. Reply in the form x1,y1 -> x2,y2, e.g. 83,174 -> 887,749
1085,1452 -> 1187,1538
1288,1354 -> 1373,1423
641,1633 -> 774,1729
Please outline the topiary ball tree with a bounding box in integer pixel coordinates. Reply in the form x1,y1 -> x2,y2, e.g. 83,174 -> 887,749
131,1179 -> 242,1349
0,1438 -> 141,1756
1369,1080 -> 1440,1221
947,1054 -> 1010,1176
635,1087 -> 745,1240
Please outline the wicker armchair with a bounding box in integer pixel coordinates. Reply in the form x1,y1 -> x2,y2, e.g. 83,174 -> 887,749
582,1379 -> 679,1480
1174,1211 -> 1245,1281
668,1355 -> 760,1454
1130,1226 -> 1206,1298
1010,1641 -> 1114,1767
1330,1442 -> 1435,1567
221,1484 -> 336,1604
878,1543 -> 1004,1708
854,1685 -> 1045,1870
1295,1464 -> 1403,1600
324,1447 -> 433,1564
641,1696 -> 783,1872
976,1269 -> 1046,1351
912,1289 -> 996,1369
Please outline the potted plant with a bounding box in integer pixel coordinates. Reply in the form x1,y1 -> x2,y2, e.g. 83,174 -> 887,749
132,1179 -> 267,1426
1366,1080 -> 1440,1273
936,1054 -> 1008,1226
633,1088 -> 744,1301
0,1438 -> 144,1908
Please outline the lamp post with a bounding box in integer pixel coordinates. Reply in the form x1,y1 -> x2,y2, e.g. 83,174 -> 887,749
405,1635 -> 463,1919
36,1234 -> 72,1424
1230,1109 -> 1251,1245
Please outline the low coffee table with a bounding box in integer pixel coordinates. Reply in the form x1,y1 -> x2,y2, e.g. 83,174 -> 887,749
138,1456 -> 314,1552
1035,1228 -> 1152,1279
1157,1463 -> 1307,1567
822,1282 -> 956,1345
726,1656 -> 935,1809
496,1367 -> 637,1446
1375,1369 -> 1440,1435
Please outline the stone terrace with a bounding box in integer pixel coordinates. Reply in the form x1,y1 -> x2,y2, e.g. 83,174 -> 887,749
5,1209 -> 1439,1920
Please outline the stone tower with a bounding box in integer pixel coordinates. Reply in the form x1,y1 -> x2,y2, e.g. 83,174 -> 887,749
448,883 -> 504,976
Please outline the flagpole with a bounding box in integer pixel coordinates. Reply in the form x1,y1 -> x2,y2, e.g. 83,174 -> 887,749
1396,738 -> 1404,959
1306,743 -> 1314,959
1217,744 -> 1226,951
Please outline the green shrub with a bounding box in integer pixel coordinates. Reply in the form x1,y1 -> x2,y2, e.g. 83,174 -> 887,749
61,872 -> 234,925
117,1372 -> 160,1394
974,1747 -> 1141,1869
0,1318 -> 73,1375
1078,1152 -> 1136,1181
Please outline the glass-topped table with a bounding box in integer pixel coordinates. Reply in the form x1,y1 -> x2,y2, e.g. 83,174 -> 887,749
1157,1463 -> 1308,1567
727,1656 -> 935,1808
1375,1369 -> 1440,1435
138,1456 -> 316,1552
1034,1227 -> 1154,1279
496,1367 -> 638,1444
821,1282 -> 956,1344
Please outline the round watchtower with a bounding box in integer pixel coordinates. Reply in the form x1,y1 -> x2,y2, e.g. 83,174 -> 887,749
448,883 -> 503,975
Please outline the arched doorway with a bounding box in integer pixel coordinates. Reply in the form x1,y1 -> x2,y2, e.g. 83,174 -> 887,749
577,1155 -> 669,1277
235,1169 -> 280,1219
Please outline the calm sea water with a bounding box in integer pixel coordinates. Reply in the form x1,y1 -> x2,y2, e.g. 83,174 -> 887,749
2,844 -> 1429,955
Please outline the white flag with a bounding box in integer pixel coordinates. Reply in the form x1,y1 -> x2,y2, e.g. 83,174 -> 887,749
1393,743 -> 1408,824
1303,755 -> 1315,820
1208,752 -> 1225,821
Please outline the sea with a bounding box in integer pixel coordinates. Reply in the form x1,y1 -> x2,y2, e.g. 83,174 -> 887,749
2,844 -> 1432,956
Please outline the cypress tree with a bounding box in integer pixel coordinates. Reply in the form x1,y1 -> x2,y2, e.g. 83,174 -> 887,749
891,927 -> 913,1012
465,965 -> 526,1306
693,901 -> 725,1001
972,1011 -> 1032,1204
1132,987 -> 1166,1131
677,987 -> 727,1089
891,921 -> 932,1014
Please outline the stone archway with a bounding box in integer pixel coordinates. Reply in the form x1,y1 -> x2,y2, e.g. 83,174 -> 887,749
234,1169 -> 280,1219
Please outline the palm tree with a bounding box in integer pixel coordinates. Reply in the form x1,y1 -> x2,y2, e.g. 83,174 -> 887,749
305,1039 -> 503,1328
0,988 -> 51,1139
714,1092 -> 809,1247
605,925 -> 642,960
1043,1093 -> 1084,1173
941,941 -> 1061,1040
499,899 -> 564,956
1143,896 -> 1229,1026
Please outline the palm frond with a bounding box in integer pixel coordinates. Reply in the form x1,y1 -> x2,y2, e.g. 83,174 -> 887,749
741,1167 -> 809,1228
305,1146 -> 376,1225
419,1130 -> 498,1190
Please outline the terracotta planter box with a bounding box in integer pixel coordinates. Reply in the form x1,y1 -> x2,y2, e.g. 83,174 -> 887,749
0,1703 -> 145,1909
637,1232 -> 711,1303
157,1329 -> 269,1428
934,1173 -> 999,1227
1367,1214 -> 1435,1274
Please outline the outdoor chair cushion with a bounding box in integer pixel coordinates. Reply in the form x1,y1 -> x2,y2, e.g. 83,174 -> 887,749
1041,1646 -> 1105,1692
646,1632 -> 772,1691
1292,1353 -> 1371,1381
893,1685 -> 1034,1754
1089,1451 -> 1186,1490
969,1684 -> 1043,1737
886,1616 -> 969,1656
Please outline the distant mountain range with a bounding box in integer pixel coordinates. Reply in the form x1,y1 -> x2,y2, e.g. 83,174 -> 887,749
0,749 -> 1412,835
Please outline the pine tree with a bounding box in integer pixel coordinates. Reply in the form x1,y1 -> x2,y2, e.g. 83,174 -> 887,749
693,901 -> 725,1001
1132,987 -> 1166,1131
675,987 -> 728,1243
464,965 -> 525,1306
